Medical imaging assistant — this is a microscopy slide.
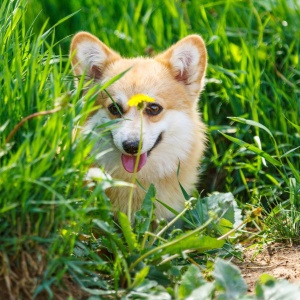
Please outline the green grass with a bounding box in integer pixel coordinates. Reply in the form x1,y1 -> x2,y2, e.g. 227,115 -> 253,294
1,0 -> 300,298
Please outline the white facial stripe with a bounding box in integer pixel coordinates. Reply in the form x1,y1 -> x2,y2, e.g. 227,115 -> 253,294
111,109 -> 141,152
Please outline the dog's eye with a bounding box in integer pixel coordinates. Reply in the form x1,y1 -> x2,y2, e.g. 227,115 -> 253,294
145,103 -> 163,116
108,103 -> 123,116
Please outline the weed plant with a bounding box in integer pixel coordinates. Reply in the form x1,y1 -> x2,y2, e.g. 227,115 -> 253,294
1,0 -> 300,298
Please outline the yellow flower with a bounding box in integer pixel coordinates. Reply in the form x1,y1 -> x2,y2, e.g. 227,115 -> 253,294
128,94 -> 155,108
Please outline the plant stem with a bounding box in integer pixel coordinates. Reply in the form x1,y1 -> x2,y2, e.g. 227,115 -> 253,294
127,109 -> 143,222
149,206 -> 189,247
141,231 -> 167,250
128,217 -> 214,273
6,107 -> 62,143
217,221 -> 247,241
158,208 -> 188,236
120,251 -> 132,288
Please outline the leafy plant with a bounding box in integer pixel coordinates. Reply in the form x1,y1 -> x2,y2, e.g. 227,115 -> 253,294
178,259 -> 300,300
74,183 -> 235,297
222,117 -> 300,244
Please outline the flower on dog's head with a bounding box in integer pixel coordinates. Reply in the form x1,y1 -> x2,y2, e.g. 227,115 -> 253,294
128,94 -> 155,110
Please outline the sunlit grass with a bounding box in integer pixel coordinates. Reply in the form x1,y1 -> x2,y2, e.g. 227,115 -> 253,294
1,0 -> 300,297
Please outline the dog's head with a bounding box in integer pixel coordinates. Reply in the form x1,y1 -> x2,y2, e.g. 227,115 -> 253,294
70,32 -> 207,176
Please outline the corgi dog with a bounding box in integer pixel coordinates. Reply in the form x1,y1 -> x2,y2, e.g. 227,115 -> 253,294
70,32 -> 207,220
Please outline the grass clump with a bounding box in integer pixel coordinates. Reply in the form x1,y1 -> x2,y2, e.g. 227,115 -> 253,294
0,0 -> 109,296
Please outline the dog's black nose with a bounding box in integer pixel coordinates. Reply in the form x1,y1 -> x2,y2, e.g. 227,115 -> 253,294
122,140 -> 140,155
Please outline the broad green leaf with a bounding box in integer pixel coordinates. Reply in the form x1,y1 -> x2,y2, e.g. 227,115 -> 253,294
256,274 -> 300,300
148,265 -> 171,287
217,218 -> 233,235
186,283 -> 215,300
187,192 -> 242,229
118,211 -> 138,252
127,279 -> 171,299
178,265 -> 206,299
219,132 -> 282,166
131,279 -> 158,292
160,235 -> 224,257
214,258 -> 247,299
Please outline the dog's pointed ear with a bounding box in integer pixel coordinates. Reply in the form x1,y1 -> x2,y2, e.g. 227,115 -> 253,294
70,32 -> 120,82
156,35 -> 207,98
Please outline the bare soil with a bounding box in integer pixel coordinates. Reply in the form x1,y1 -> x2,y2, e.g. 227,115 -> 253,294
2,243 -> 300,298
233,242 -> 300,292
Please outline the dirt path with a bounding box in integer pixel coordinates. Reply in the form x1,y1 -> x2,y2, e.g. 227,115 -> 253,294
233,243 -> 300,292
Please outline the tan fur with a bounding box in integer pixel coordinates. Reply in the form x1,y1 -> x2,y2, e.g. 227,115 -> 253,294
70,32 -> 207,220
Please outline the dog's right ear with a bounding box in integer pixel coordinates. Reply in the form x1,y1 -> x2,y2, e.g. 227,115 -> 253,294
70,32 -> 120,82
155,35 -> 207,99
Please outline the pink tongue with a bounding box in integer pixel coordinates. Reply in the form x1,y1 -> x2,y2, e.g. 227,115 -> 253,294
121,153 -> 148,173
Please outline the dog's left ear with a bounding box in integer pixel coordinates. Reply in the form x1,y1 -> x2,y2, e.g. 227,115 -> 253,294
156,35 -> 207,98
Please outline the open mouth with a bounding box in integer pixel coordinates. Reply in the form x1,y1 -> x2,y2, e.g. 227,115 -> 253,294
121,133 -> 163,173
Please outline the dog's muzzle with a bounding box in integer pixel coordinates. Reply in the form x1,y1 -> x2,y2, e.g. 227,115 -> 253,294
122,133 -> 163,155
